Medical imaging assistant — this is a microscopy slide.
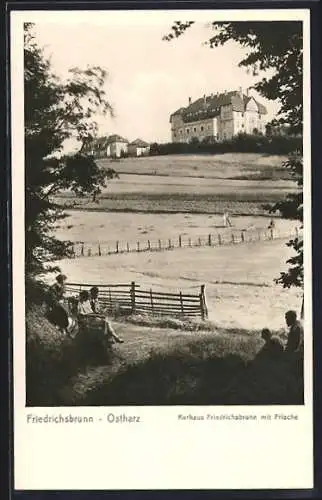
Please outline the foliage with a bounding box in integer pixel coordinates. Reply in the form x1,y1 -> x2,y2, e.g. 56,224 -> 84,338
163,21 -> 304,291
24,23 -> 117,278
149,134 -> 302,156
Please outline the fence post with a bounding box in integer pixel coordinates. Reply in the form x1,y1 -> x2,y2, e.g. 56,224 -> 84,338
116,241 -> 119,253
81,243 -> 84,256
270,229 -> 274,240
131,281 -> 136,314
199,284 -> 208,320
231,233 -> 235,244
301,295 -> 304,319
108,288 -> 112,314
88,248 -> 91,257
158,239 -> 162,251
198,237 -> 201,246
179,291 -> 184,314
208,234 -> 212,246
98,243 -> 101,256
241,231 -> 244,243
188,237 -> 191,247
218,234 -> 222,246
150,289 -> 154,315
179,235 -> 182,248
258,230 -> 261,241
168,238 -> 171,249
147,240 -> 151,251
127,242 -> 130,253
137,241 -> 140,252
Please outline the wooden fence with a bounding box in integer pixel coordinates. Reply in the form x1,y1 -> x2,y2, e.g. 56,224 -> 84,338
65,282 -> 208,320
69,226 -> 301,259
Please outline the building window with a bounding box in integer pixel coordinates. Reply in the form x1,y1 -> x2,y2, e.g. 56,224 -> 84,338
186,128 -> 190,134
180,130 -> 182,134
193,127 -> 196,132
201,126 -> 204,132
173,132 -> 176,138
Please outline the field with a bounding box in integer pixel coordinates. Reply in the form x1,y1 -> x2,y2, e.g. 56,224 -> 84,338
55,239 -> 302,331
55,210 -> 299,251
97,153 -> 292,180
54,153 -> 298,215
29,152 -> 304,406
52,153 -> 302,332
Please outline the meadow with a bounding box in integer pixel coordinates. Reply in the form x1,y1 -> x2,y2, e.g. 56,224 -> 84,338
55,210 -> 299,252
55,239 -> 301,331
97,153 -> 292,180
28,152 -> 304,406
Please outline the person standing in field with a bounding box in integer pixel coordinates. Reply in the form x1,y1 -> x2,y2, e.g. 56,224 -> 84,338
285,310 -> 304,355
268,218 -> 275,230
284,310 -> 304,378
223,211 -> 232,228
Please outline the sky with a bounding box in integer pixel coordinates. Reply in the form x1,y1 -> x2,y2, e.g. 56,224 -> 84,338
33,17 -> 281,151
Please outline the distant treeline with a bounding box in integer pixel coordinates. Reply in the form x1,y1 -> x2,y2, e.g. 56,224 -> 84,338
149,134 -> 302,156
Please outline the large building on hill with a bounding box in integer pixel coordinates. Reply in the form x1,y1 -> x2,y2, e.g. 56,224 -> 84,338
170,88 -> 268,143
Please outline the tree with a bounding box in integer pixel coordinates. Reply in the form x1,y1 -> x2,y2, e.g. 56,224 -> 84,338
24,23 -> 117,280
164,21 -> 304,297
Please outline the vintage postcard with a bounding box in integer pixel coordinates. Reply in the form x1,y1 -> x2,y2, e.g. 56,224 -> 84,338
11,8 -> 313,490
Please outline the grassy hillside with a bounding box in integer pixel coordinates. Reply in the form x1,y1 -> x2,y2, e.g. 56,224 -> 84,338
53,153 -> 298,215
26,305 -> 303,407
97,153 -> 291,181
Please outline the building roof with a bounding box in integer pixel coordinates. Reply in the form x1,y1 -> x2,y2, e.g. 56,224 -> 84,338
170,90 -> 267,123
106,134 -> 128,144
129,138 -> 150,147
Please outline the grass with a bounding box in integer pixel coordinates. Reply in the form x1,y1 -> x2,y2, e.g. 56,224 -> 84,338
53,153 -> 298,215
54,210 -> 299,249
96,153 -> 291,181
53,239 -> 302,331
26,304 -> 303,407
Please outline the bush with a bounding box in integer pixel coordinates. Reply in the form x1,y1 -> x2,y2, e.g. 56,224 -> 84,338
73,339 -> 304,406
26,305 -> 119,406
149,134 -> 302,156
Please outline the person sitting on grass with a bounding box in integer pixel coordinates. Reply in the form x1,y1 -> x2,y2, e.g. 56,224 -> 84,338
254,328 -> 284,366
77,290 -> 94,315
46,274 -> 75,336
85,286 -> 124,344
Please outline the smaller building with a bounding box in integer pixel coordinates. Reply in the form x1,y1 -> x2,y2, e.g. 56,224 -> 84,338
81,134 -> 129,158
128,138 -> 150,157
106,134 -> 129,158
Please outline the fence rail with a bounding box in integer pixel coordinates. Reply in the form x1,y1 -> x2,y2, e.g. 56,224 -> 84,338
65,281 -> 208,320
68,227 -> 301,259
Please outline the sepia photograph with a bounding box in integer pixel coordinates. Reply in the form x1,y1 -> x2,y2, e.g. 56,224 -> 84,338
23,13 -> 306,408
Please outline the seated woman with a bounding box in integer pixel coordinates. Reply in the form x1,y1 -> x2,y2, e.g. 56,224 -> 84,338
89,286 -> 124,344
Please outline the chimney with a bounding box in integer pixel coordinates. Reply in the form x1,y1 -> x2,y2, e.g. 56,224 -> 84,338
203,94 -> 207,105
238,86 -> 243,97
188,96 -> 192,105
